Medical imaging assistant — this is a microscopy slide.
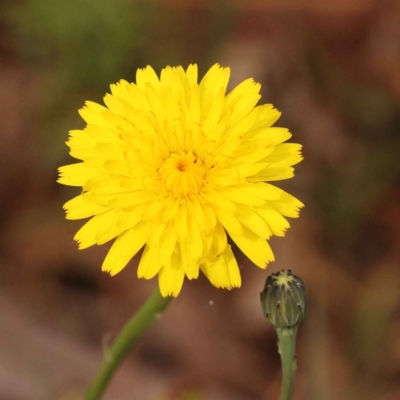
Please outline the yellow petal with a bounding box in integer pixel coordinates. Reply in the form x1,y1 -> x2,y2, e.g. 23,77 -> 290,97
136,65 -> 160,91
199,64 -> 230,97
158,228 -> 177,265
248,166 -> 295,182
250,104 -> 281,130
78,101 -> 107,125
202,87 -> 225,133
63,195 -> 109,220
126,83 -> 152,111
117,205 -> 145,231
218,187 -> 265,207
58,163 -> 99,186
103,93 -> 125,115
269,189 -> 304,218
214,209 -> 242,236
213,222 -> 228,252
186,198 -> 205,232
225,78 -> 261,126
96,210 -> 129,245
180,242 -> 199,279
66,129 -> 95,149
102,222 -> 150,275
236,205 -> 272,239
255,205 -> 290,237
228,227 -> 274,268
74,210 -> 121,249
174,204 -> 187,241
137,245 -> 161,279
263,143 -> 303,166
158,250 -> 185,297
84,176 -> 129,194
223,162 -> 269,179
202,190 -> 236,213
201,245 -> 241,289
200,203 -> 217,233
107,192 -> 154,209
251,127 -> 291,145
226,78 -> 260,108
110,79 -> 130,101
187,215 -> 203,258
185,64 -> 198,86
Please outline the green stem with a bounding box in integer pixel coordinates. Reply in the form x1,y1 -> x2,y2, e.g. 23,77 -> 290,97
85,286 -> 173,400
277,327 -> 298,400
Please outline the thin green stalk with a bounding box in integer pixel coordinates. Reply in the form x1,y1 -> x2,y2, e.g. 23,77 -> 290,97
277,327 -> 298,400
85,286 -> 173,400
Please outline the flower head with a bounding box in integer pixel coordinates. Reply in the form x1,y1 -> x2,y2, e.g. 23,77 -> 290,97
260,270 -> 307,329
58,64 -> 303,297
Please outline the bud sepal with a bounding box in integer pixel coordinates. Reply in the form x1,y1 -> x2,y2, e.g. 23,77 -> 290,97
260,270 -> 307,330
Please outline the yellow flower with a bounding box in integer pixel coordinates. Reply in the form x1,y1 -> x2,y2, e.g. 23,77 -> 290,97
58,64 -> 303,297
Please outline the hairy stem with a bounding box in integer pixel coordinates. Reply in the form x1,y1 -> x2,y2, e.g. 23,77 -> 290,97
277,327 -> 298,400
85,287 -> 172,400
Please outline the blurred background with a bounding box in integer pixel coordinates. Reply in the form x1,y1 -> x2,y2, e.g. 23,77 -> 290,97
1,0 -> 400,399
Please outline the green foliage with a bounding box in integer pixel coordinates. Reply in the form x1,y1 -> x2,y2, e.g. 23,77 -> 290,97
9,0 -> 147,93
6,0 -> 153,168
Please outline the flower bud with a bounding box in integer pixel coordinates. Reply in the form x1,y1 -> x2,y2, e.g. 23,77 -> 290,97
260,270 -> 307,329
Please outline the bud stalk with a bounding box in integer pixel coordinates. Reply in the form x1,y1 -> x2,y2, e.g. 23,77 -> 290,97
260,270 -> 307,400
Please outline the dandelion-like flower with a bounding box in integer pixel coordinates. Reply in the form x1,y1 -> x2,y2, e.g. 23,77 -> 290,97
58,64 -> 303,297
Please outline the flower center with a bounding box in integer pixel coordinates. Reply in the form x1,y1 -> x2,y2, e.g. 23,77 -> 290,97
176,159 -> 190,172
274,272 -> 295,288
159,152 -> 207,197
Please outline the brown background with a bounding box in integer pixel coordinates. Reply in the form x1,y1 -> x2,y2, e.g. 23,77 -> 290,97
1,0 -> 400,399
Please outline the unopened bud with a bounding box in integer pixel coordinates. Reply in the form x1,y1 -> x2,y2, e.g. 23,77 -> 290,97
260,270 -> 307,330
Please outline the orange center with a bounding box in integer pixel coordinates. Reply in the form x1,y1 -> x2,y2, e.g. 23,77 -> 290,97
159,152 -> 206,197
